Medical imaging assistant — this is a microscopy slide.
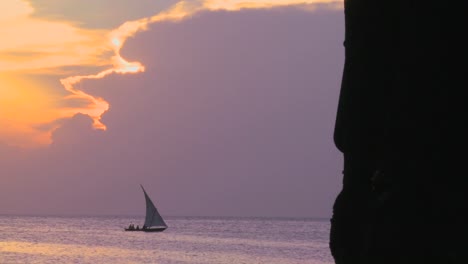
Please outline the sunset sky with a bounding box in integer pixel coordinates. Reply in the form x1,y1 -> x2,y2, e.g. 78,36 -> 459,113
1,0 -> 344,218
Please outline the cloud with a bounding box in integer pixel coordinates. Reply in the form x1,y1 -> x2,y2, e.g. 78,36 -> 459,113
1,0 -> 342,148
57,0 -> 342,141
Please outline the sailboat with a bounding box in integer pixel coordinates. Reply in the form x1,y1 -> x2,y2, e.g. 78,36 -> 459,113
125,185 -> 168,232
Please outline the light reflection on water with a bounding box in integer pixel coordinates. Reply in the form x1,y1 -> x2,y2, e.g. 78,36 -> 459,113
0,216 -> 333,264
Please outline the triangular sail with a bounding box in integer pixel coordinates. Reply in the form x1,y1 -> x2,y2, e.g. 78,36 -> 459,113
141,185 -> 167,228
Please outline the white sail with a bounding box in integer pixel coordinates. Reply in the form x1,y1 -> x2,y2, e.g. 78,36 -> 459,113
141,185 -> 167,228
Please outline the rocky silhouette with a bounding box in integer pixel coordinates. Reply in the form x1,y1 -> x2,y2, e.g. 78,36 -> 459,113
330,1 -> 467,263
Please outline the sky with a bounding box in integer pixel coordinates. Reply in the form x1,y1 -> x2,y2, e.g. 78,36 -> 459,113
0,0 -> 344,218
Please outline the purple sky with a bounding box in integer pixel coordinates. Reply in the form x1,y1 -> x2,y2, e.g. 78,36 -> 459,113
0,7 -> 344,218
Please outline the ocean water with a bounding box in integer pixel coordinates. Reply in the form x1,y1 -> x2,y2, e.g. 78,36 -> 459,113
0,216 -> 333,264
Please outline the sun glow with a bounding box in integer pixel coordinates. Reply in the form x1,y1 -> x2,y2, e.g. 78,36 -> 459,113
0,75 -> 60,146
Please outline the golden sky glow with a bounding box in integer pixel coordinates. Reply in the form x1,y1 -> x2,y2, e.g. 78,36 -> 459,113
0,0 -> 341,148
0,1 -> 108,72
0,0 -> 111,146
0,74 -> 60,146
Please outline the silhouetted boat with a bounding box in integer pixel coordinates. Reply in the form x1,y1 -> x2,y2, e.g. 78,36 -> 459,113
125,185 -> 168,232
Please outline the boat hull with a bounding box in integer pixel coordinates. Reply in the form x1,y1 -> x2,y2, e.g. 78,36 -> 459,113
124,227 -> 167,232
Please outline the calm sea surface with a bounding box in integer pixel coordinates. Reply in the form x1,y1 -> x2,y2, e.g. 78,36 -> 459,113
0,216 -> 333,264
